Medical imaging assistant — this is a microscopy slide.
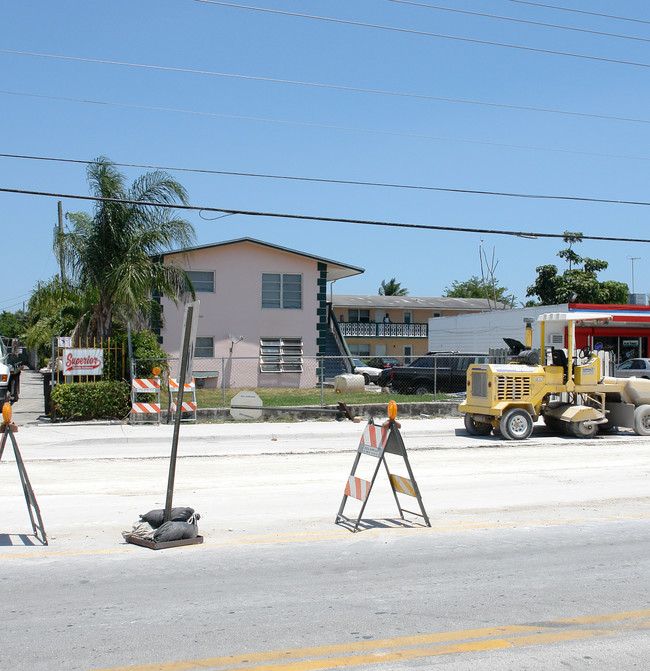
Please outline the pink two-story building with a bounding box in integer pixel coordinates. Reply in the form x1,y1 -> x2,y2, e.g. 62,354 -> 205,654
156,238 -> 363,388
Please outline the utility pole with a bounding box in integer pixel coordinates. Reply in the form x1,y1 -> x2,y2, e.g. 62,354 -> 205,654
628,256 -> 640,294
57,201 -> 66,282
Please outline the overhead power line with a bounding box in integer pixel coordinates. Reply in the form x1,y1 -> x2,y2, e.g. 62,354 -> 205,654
387,0 -> 650,43
505,0 -> 650,26
2,92 -> 649,163
2,152 -> 650,204
2,51 -> 647,126
192,0 -> 650,69
2,186 -> 650,244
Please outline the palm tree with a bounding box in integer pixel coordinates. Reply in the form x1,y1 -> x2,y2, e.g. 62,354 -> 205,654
378,278 -> 409,296
24,276 -> 97,353
58,158 -> 196,339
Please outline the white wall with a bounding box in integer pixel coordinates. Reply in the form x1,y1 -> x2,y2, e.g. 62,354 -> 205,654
427,304 -> 568,352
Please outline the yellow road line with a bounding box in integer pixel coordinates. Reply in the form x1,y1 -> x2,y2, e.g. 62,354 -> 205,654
90,609 -> 650,671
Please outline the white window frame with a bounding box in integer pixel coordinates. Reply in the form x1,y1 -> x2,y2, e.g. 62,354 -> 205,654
260,337 -> 303,372
262,273 -> 302,309
187,270 -> 215,293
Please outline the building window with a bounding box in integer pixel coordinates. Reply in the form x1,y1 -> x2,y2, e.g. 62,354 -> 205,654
404,345 -> 413,365
348,309 -> 370,323
262,274 -> 302,309
349,344 -> 371,357
187,270 -> 215,293
194,336 -> 214,358
260,337 -> 303,372
403,311 -> 413,324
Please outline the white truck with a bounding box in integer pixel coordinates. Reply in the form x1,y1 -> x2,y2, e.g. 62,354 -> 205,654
0,337 -> 20,404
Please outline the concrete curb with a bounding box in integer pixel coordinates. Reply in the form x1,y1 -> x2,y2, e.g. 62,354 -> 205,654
182,400 -> 461,423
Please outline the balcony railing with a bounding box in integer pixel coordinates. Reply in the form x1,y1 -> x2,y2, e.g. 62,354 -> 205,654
339,322 -> 428,338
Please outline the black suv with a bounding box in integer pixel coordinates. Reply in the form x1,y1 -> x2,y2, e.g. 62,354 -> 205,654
377,352 -> 489,394
365,357 -> 401,369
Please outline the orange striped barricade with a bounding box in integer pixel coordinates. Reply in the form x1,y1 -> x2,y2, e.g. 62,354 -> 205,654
335,416 -> 430,532
168,377 -> 197,423
130,378 -> 162,425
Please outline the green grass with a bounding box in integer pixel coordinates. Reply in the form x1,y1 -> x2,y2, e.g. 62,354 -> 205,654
191,387 -> 450,408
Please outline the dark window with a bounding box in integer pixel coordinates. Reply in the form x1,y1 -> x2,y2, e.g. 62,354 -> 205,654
348,309 -> 370,323
195,336 -> 214,358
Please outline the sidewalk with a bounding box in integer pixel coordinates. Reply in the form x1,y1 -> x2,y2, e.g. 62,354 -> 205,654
7,415 -> 458,460
6,368 -> 458,460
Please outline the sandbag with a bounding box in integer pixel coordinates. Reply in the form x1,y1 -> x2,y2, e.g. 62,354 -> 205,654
139,507 -> 195,528
122,521 -> 155,542
152,519 -> 199,543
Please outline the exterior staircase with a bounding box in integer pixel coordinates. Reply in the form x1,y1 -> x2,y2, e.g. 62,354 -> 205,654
322,306 -> 353,382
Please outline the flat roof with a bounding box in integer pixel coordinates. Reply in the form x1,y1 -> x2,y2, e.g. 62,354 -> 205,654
332,294 -> 510,311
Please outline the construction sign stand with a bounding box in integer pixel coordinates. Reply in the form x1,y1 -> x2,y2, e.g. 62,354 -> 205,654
168,377 -> 197,423
0,405 -> 47,545
130,375 -> 162,424
335,401 -> 430,533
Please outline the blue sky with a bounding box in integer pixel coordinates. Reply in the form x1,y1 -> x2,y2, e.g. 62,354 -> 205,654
2,0 -> 650,313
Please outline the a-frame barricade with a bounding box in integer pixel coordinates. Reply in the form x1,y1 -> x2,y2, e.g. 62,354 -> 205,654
130,377 -> 162,425
335,416 -> 430,532
0,423 -> 47,545
168,377 -> 198,423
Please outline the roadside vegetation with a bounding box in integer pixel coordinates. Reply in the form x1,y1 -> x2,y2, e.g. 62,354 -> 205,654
189,387 -> 451,409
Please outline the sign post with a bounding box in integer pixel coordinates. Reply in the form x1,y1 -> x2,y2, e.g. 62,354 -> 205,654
164,301 -> 199,524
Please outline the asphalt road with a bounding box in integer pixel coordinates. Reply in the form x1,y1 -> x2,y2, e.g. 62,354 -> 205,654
2,518 -> 649,671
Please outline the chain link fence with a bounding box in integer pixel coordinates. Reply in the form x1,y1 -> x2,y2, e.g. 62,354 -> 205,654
132,353 -> 511,407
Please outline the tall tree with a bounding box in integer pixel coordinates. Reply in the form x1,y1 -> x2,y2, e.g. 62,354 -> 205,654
0,310 -> 26,339
378,278 -> 409,296
445,275 -> 514,306
59,158 -> 196,339
526,231 -> 629,305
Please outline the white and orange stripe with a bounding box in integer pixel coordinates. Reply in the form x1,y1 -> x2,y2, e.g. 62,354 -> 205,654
169,378 -> 195,390
132,402 -> 161,414
344,476 -> 371,501
132,378 -> 160,390
358,422 -> 390,458
170,401 -> 198,412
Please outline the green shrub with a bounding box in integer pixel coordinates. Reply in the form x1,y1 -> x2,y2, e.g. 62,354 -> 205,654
51,380 -> 130,421
105,329 -> 168,380
131,330 -> 169,378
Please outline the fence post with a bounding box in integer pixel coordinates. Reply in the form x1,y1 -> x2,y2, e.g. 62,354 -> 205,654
221,357 -> 226,407
434,355 -> 437,398
127,322 -> 134,384
320,356 -> 324,406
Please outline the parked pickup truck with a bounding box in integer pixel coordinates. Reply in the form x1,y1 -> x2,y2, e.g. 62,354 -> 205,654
377,352 -> 488,395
